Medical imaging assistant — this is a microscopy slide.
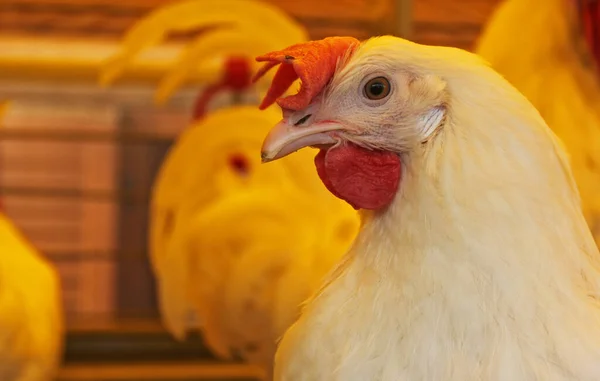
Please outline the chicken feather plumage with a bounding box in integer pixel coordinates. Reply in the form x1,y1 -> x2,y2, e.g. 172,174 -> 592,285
0,214 -> 63,381
476,0 -> 600,241
149,106 -> 359,380
255,34 -> 600,381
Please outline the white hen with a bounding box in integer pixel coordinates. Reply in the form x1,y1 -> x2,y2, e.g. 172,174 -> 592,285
255,35 -> 600,381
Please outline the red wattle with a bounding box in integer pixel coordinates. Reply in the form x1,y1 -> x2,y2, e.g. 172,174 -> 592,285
314,144 -> 401,210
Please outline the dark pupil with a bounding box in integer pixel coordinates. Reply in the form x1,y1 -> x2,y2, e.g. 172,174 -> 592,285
369,82 -> 385,96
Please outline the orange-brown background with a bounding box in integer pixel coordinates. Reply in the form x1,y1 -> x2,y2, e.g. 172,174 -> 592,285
1,0 -> 502,50
0,0 -> 505,327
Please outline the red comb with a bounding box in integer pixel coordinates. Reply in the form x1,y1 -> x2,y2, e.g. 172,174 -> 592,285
576,0 -> 600,68
192,56 -> 252,121
252,36 -> 360,111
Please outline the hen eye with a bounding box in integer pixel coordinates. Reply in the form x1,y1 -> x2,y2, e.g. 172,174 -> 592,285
363,76 -> 391,100
228,154 -> 251,177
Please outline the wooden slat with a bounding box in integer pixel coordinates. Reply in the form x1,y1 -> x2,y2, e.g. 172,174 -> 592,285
414,22 -> 481,50
413,0 -> 501,25
307,24 -> 375,41
412,0 -> 502,49
0,0 -> 507,50
263,0 -> 392,22
0,36 -> 222,84
0,0 -> 397,41
6,0 -> 167,7
63,320 -> 218,363
58,363 -> 263,381
3,0 -> 392,22
66,318 -> 164,333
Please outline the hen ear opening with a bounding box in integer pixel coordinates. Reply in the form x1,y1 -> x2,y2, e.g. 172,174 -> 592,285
419,105 -> 446,142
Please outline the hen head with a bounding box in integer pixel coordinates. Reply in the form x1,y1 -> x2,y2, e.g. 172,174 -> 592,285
253,37 -> 448,211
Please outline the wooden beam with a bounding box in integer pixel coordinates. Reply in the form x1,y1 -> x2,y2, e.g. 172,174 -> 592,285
0,0 -> 397,41
395,0 -> 413,39
58,362 -> 264,381
0,36 -> 221,84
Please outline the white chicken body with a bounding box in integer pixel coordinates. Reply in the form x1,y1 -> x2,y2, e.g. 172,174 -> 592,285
0,214 -> 63,381
269,37 -> 600,381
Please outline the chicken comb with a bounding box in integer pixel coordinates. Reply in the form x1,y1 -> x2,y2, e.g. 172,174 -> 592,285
252,36 -> 360,111
576,0 -> 600,68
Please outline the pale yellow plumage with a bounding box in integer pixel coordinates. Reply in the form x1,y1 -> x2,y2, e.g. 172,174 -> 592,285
245,35 -> 600,380
476,0 -> 600,242
0,214 -> 63,381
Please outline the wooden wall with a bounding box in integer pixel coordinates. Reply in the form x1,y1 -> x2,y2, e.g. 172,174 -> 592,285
0,0 -> 504,326
414,0 -> 502,50
0,0 -> 502,50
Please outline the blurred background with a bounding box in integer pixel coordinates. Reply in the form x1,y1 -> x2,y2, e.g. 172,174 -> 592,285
0,0 -> 553,380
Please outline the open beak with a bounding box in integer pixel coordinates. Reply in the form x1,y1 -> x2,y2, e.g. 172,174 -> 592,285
261,120 -> 346,162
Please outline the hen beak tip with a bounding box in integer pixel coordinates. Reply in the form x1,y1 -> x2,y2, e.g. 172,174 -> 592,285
260,120 -> 346,162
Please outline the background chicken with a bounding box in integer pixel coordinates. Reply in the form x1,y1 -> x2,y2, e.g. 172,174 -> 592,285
0,102 -> 63,381
255,35 -> 600,380
475,0 -> 600,242
0,214 -> 64,381
152,106 -> 358,378
100,0 -> 360,378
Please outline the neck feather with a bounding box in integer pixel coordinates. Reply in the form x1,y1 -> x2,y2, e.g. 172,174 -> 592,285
343,100 -> 600,374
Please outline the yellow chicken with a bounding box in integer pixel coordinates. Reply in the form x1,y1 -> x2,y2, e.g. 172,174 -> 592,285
0,101 -> 63,381
0,214 -> 64,381
100,0 -> 360,378
476,0 -> 600,242
151,106 -> 358,379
